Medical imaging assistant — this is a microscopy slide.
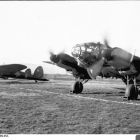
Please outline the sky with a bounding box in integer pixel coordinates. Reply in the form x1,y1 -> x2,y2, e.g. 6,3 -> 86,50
0,1 -> 140,74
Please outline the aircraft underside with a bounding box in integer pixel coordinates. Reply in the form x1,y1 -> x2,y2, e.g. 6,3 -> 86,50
70,78 -> 140,101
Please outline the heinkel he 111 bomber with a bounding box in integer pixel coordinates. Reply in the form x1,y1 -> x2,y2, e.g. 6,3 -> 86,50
0,64 -> 48,82
44,40 -> 140,100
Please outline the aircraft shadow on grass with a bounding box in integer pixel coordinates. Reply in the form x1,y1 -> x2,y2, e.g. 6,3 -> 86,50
81,92 -> 113,95
1,80 -> 48,85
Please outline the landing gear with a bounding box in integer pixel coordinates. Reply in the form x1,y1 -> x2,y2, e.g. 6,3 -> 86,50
125,84 -> 138,100
124,76 -> 139,100
71,79 -> 89,94
71,81 -> 83,94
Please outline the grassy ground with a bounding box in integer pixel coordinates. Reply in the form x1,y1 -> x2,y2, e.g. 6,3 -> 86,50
0,79 -> 140,134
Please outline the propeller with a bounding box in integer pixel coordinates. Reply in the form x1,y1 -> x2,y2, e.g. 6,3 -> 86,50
43,61 -> 55,65
43,47 -> 68,66
103,38 -> 110,48
48,51 -> 59,63
49,48 -> 67,62
43,50 -> 59,65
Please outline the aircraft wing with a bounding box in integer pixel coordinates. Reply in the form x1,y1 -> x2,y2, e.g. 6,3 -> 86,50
44,50 -> 123,80
44,52 -> 91,80
43,61 -> 55,65
0,64 -> 27,78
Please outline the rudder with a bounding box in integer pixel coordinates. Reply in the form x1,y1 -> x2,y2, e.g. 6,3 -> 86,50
33,66 -> 44,79
25,68 -> 32,78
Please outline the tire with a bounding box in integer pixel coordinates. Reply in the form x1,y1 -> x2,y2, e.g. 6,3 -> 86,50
125,84 -> 138,100
72,81 -> 83,94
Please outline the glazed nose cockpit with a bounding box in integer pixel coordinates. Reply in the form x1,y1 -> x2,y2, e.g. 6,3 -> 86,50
71,42 -> 102,67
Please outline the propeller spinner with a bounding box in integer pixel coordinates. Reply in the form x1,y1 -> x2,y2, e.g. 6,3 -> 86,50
49,52 -> 60,63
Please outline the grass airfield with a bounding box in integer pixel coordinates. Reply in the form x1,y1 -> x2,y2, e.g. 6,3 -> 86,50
0,76 -> 140,134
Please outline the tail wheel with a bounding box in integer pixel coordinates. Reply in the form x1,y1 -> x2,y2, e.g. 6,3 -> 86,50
72,81 -> 83,94
125,84 -> 138,100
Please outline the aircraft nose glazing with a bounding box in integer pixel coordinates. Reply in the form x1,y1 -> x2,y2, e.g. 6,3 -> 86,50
71,43 -> 102,67
71,45 -> 81,58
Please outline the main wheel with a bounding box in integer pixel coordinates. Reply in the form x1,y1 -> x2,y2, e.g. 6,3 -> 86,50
72,81 -> 83,94
125,84 -> 138,100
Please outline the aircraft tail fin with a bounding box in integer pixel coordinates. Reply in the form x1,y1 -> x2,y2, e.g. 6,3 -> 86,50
25,68 -> 32,78
130,49 -> 136,63
33,66 -> 44,79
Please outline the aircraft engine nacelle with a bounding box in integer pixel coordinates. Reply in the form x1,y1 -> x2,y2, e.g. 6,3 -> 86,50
103,47 -> 133,70
49,52 -> 91,79
50,52 -> 78,71
100,66 -> 121,78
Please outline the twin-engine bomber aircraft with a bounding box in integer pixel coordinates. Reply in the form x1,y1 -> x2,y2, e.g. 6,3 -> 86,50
0,64 -> 48,82
44,40 -> 140,100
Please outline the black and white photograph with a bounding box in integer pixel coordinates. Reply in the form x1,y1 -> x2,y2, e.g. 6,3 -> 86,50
0,1 -> 139,139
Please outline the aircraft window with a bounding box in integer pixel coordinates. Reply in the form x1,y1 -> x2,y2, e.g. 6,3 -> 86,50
71,45 -> 81,57
93,47 -> 100,56
71,42 -> 102,67
81,46 -> 85,51
87,48 -> 92,52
